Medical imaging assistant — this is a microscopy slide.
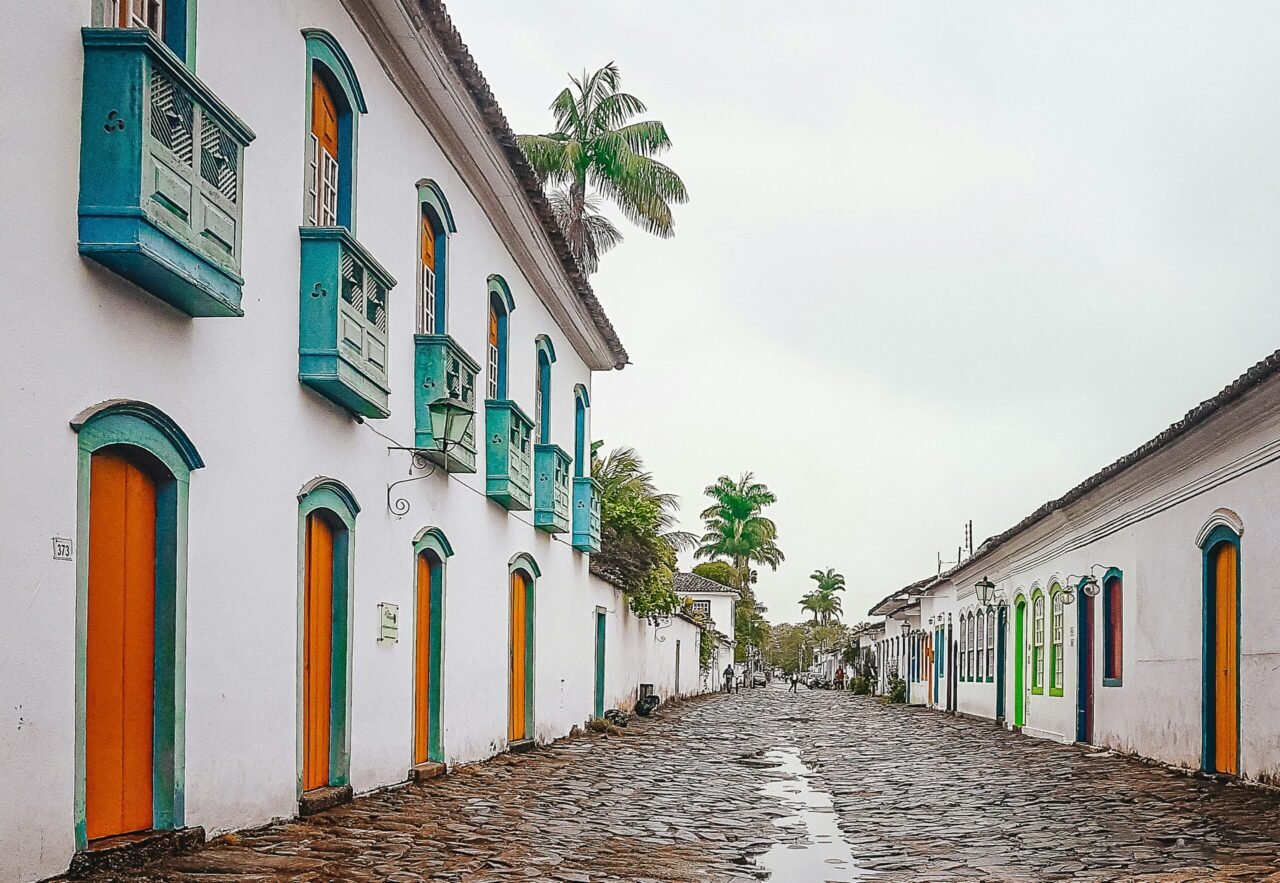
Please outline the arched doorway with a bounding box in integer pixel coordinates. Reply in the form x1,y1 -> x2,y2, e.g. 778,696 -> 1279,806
1013,598 -> 1027,727
73,401 -> 202,848
1202,528 -> 1240,775
297,479 -> 357,796
508,565 -> 536,744
412,528 -> 451,767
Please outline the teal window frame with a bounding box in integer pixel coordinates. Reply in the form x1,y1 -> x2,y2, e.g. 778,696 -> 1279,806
296,477 -> 359,794
985,608 -> 996,683
534,336 -> 556,445
416,180 -> 456,334
303,29 -> 366,231
959,615 -> 967,682
412,527 -> 453,765
70,399 -> 204,851
1199,525 -> 1242,774
1102,569 -> 1124,687
573,385 -> 589,477
487,276 -> 515,400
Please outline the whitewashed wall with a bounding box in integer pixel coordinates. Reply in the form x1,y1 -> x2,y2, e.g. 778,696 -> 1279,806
882,379 -> 1280,784
0,2 -> 699,880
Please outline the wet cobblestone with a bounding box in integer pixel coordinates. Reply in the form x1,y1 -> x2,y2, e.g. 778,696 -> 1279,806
76,687 -> 1280,881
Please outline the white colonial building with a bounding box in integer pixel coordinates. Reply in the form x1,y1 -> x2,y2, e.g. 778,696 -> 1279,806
870,351 -> 1280,788
1,2 -> 706,879
675,572 -> 736,691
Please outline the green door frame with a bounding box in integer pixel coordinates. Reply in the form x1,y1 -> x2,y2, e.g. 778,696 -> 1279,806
593,609 -> 606,718
1013,598 -> 1026,727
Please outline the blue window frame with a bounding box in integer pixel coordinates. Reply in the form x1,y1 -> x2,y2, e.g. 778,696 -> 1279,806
416,180 -> 456,334
487,276 -> 515,401
534,336 -> 556,445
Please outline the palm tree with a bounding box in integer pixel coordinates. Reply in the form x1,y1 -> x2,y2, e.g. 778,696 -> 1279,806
809,568 -> 846,596
517,63 -> 688,273
695,473 -> 783,589
799,592 -> 822,624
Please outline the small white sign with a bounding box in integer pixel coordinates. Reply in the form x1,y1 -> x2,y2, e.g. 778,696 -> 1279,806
52,537 -> 73,561
378,603 -> 399,644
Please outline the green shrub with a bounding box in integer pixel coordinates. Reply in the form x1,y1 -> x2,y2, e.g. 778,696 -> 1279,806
886,676 -> 907,704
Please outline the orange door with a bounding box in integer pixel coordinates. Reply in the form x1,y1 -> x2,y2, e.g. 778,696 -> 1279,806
508,573 -> 526,742
303,514 -> 334,791
413,554 -> 432,765
86,450 -> 156,840
311,73 -> 339,159
1214,542 -> 1239,774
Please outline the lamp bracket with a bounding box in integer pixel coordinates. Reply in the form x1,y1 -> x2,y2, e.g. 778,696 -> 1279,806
386,446 -> 441,516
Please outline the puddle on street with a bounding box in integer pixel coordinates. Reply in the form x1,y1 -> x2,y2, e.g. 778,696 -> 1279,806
752,747 -> 876,881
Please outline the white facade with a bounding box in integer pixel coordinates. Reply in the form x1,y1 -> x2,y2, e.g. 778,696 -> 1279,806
0,3 -> 709,880
869,355 -> 1280,787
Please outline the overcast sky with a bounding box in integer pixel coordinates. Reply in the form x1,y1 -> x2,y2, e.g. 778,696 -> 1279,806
447,2 -> 1280,625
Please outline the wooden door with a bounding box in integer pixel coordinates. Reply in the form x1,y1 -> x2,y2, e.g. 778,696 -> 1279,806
1078,595 -> 1095,744
414,554 -> 432,765
594,612 -> 606,718
1213,542 -> 1239,774
303,513 -> 334,791
86,450 -> 156,840
509,573 -> 527,742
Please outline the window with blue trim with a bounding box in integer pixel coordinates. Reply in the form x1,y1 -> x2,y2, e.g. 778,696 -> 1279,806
104,0 -> 194,66
535,346 -> 552,444
416,182 -> 455,335
488,295 -> 508,399
574,388 -> 588,476
1103,573 -> 1123,685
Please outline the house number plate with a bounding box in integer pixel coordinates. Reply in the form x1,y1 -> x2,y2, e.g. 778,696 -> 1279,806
52,537 -> 73,561
378,602 -> 399,644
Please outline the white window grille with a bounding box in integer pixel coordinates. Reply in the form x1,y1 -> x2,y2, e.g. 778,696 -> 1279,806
1052,593 -> 1065,690
976,613 -> 985,685
418,264 -> 436,334
308,134 -> 338,227
534,378 -> 544,445
1033,596 -> 1045,689
487,339 -> 499,399
968,615 -> 976,682
692,600 -> 711,620
959,622 -> 967,681
115,0 -> 164,36
986,610 -> 995,680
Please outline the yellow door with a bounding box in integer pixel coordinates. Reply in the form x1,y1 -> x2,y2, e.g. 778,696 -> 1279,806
414,554 -> 432,765
303,513 -> 334,791
86,450 -> 156,839
509,573 -> 527,742
1214,542 -> 1238,775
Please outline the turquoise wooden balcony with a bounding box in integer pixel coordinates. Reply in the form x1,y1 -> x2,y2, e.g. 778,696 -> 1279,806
414,335 -> 479,472
533,445 -> 572,533
298,227 -> 396,418
78,28 -> 255,317
485,400 -> 534,510
572,476 -> 602,553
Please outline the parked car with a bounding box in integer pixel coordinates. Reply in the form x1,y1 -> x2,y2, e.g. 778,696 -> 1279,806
751,671 -> 768,686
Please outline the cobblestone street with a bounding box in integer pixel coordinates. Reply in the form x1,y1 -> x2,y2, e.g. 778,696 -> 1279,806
81,686 -> 1280,882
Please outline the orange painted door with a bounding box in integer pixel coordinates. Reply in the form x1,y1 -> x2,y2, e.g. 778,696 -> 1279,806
303,514 -> 334,791
1214,543 -> 1239,774
508,573 -> 526,742
86,450 -> 156,840
414,554 -> 431,765
311,74 -> 339,159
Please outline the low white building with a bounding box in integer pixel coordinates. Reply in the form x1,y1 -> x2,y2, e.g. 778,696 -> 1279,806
869,350 -> 1280,786
675,572 -> 737,691
1,2 -> 707,879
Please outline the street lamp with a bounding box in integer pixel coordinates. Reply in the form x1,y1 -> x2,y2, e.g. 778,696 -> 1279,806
974,576 -> 997,606
427,396 -> 475,453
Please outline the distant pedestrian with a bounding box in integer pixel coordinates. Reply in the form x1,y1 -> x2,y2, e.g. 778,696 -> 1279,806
834,667 -> 846,691
723,664 -> 735,694
788,672 -> 799,693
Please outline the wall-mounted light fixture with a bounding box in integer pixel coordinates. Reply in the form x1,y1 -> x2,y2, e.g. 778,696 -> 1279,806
386,396 -> 476,516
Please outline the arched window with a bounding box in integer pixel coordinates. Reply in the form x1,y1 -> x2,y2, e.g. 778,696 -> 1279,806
71,400 -> 203,848
573,386 -> 590,477
968,613 -> 976,683
976,611 -> 985,685
959,619 -> 967,681
1031,591 -> 1046,695
1103,570 -> 1123,686
416,180 -> 456,335
304,31 -> 366,230
101,0 -> 194,66
1049,587 -> 1065,696
486,276 -> 514,400
534,336 -> 556,445
985,608 -> 996,681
